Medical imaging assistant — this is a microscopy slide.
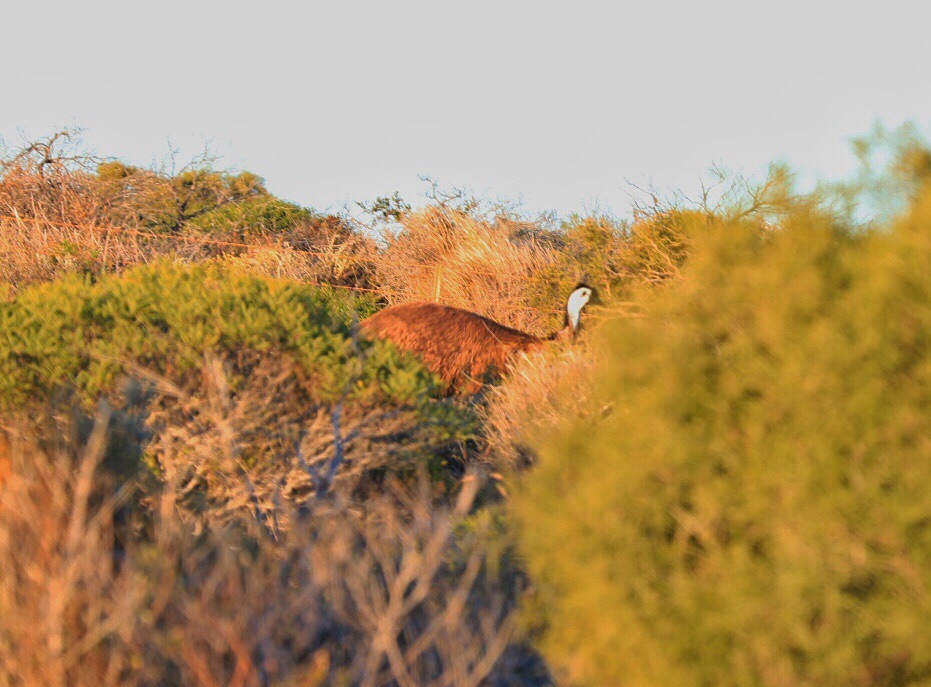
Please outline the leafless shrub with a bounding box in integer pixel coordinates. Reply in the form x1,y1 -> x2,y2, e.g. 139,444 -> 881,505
143,467 -> 522,687
0,128 -> 110,226
0,398 -> 538,687
136,352 -> 460,529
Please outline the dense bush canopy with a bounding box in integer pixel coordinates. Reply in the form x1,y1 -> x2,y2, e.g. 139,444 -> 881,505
0,262 -> 436,408
516,190 -> 931,687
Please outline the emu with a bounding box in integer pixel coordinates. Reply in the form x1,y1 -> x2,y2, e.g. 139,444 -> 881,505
359,284 -> 593,394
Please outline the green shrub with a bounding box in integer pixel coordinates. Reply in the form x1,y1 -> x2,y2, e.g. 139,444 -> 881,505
619,208 -> 704,284
529,210 -> 704,324
0,262 -> 435,409
96,161 -> 266,233
515,191 -> 931,687
187,195 -> 316,234
528,214 -> 628,314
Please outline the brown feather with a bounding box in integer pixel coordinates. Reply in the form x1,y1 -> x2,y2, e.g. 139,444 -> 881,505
360,302 -> 564,394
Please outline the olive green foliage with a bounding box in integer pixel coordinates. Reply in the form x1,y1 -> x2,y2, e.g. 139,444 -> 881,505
829,122 -> 931,223
187,195 -> 316,234
530,215 -> 628,310
515,187 -> 931,686
617,208 -> 704,287
97,160 -> 267,233
360,191 -> 412,222
0,262 -> 435,409
531,210 -> 702,319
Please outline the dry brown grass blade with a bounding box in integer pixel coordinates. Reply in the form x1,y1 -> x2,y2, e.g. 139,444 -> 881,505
375,206 -> 560,335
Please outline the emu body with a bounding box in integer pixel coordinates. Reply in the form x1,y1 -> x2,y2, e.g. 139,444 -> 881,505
359,285 -> 592,395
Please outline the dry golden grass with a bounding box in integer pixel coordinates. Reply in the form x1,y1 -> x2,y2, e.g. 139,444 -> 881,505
216,234 -> 375,286
376,207 -> 560,336
481,344 -> 599,470
0,212 -> 381,300
0,215 -> 144,294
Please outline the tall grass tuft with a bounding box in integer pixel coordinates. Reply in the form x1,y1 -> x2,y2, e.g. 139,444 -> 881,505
376,206 -> 559,335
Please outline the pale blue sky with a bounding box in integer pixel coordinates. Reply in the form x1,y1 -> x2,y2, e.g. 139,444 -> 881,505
2,1 -> 929,218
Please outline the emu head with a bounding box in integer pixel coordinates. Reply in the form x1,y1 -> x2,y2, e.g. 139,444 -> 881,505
565,283 -> 594,333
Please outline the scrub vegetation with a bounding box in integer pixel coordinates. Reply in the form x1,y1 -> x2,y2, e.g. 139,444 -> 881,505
1,123 -> 930,686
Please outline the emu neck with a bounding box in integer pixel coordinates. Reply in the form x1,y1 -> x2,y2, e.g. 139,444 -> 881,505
566,291 -> 587,331
549,291 -> 587,342
568,307 -> 581,332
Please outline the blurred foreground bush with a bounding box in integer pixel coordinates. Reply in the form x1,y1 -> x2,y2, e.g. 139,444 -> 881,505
0,407 -> 539,687
515,188 -> 931,686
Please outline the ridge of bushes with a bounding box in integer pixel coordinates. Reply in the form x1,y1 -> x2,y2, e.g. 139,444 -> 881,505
0,261 -> 437,409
